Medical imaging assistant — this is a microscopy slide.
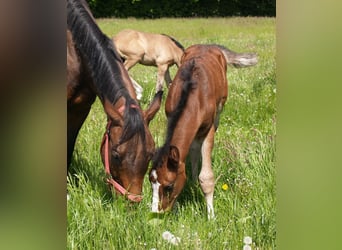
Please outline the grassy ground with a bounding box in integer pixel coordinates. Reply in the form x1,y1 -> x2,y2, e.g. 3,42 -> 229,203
67,17 -> 276,249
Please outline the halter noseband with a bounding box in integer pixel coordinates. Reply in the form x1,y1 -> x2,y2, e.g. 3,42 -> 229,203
103,119 -> 143,202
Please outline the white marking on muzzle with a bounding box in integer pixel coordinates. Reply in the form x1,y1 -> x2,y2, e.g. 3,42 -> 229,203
151,170 -> 161,212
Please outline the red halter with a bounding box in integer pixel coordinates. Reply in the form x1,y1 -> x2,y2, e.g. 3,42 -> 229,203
103,120 -> 143,202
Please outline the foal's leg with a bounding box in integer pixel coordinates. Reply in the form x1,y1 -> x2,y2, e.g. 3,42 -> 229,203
189,139 -> 202,182
156,64 -> 168,92
199,126 -> 216,219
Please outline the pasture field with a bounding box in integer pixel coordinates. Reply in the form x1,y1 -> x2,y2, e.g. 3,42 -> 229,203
67,17 -> 276,249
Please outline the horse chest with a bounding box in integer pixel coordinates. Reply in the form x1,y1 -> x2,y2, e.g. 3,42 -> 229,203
68,84 -> 95,108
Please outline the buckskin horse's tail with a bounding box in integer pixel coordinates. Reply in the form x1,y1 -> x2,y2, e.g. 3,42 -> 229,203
211,44 -> 258,68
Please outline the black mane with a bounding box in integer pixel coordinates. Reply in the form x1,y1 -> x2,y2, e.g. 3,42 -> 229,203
67,0 -> 145,143
161,34 -> 185,52
152,59 -> 196,168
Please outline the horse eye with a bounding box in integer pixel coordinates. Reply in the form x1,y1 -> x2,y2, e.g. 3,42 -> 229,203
111,150 -> 121,162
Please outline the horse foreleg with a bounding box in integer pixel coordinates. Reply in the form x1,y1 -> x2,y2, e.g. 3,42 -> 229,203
199,126 -> 216,219
189,139 -> 202,182
123,59 -> 143,99
164,67 -> 172,88
156,64 -> 168,92
67,89 -> 95,170
67,105 -> 92,169
123,58 -> 139,71
129,76 -> 143,100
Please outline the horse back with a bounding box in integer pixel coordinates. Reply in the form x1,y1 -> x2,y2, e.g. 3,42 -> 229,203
165,44 -> 228,141
114,29 -> 183,66
167,45 -> 228,113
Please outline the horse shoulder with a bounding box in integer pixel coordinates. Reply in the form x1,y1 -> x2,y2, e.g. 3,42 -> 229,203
114,29 -> 144,54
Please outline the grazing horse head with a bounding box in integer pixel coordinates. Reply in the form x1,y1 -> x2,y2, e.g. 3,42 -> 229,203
149,44 -> 257,217
101,92 -> 162,201
149,145 -> 186,212
67,0 -> 162,202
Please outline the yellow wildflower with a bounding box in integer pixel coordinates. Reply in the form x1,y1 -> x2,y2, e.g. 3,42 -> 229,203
222,183 -> 229,191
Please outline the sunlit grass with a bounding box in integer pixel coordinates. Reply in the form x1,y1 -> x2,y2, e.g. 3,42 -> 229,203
68,17 -> 275,249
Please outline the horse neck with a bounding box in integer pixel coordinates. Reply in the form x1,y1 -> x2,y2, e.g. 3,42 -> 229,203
169,117 -> 199,162
116,65 -> 138,99
67,0 -> 137,105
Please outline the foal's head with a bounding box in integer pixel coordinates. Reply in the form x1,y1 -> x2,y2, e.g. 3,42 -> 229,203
149,145 -> 186,212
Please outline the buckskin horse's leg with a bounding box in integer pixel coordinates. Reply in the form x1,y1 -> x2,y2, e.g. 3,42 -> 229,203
199,126 -> 216,219
123,57 -> 139,71
129,76 -> 143,100
156,64 -> 168,92
123,58 -> 143,99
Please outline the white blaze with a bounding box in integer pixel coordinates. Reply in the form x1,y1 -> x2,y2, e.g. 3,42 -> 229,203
151,170 -> 161,212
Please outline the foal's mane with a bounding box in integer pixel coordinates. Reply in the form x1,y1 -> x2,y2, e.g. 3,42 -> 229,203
67,0 -> 145,143
161,34 -> 185,52
152,59 -> 196,168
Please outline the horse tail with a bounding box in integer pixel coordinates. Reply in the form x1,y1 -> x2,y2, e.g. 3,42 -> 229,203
211,44 -> 258,68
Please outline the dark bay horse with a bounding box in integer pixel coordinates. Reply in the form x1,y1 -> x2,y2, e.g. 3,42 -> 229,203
67,0 -> 162,202
113,29 -> 185,94
149,44 -> 257,218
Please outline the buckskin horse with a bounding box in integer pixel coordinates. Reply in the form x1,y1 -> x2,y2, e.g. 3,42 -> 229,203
113,29 -> 185,96
67,0 -> 162,202
149,44 -> 257,218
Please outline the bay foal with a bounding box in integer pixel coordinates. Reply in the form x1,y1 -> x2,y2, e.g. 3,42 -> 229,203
149,44 -> 257,218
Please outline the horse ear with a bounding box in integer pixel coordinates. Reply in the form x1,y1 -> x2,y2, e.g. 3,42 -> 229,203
144,91 -> 163,125
167,145 -> 180,171
103,99 -> 123,126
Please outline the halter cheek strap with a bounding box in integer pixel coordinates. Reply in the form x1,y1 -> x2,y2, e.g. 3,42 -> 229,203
103,120 -> 143,202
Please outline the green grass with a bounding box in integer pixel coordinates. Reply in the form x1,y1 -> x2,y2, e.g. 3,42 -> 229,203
68,17 -> 276,249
